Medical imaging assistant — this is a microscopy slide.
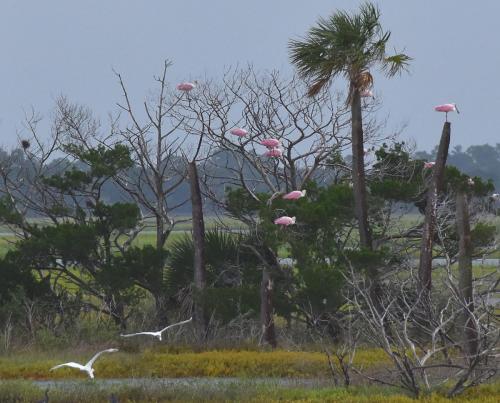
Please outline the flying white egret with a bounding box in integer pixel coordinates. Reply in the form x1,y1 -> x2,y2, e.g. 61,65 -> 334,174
50,348 -> 118,379
120,317 -> 192,341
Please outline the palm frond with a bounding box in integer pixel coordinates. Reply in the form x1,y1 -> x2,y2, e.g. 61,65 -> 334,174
290,2 -> 410,97
383,53 -> 412,77
307,77 -> 332,97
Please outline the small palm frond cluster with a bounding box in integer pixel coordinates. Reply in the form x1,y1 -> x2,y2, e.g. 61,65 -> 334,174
289,2 -> 411,97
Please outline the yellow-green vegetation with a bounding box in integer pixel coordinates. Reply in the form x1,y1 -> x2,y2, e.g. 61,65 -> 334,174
0,349 -> 390,380
0,380 -> 497,402
0,235 -> 15,257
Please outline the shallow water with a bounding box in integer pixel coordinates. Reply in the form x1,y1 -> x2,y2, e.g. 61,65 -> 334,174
32,377 -> 331,389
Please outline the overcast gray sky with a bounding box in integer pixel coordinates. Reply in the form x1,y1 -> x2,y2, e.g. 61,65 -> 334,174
1,0 -> 499,151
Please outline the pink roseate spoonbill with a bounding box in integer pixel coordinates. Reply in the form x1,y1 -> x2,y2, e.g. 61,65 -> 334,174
176,82 -> 196,92
264,147 -> 283,158
261,138 -> 280,148
424,161 -> 435,169
230,127 -> 248,137
50,348 -> 118,379
360,89 -> 374,98
283,190 -> 306,200
274,216 -> 296,226
434,103 -> 459,122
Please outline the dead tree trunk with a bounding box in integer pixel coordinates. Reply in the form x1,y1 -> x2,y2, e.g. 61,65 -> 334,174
188,161 -> 208,338
456,190 -> 478,359
246,244 -> 278,348
260,266 -> 277,348
419,122 -> 451,292
153,293 -> 170,327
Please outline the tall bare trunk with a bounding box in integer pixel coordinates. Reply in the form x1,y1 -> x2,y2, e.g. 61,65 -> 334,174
419,122 -> 451,292
260,266 -> 277,348
188,161 -> 208,338
351,87 -> 371,250
153,293 -> 170,327
456,191 -> 478,359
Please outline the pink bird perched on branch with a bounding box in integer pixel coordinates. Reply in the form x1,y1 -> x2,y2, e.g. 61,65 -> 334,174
261,138 -> 280,148
360,89 -> 374,98
274,216 -> 296,226
283,190 -> 306,200
434,103 -> 459,122
264,148 -> 283,158
230,127 -> 248,137
176,82 -> 196,92
424,161 -> 435,169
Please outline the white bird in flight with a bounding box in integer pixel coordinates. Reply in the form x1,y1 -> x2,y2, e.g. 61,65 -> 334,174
120,317 -> 192,341
50,348 -> 118,379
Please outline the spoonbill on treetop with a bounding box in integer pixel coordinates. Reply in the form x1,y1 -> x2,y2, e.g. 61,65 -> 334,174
274,216 -> 296,226
434,103 -> 459,121
230,128 -> 248,137
176,82 -> 196,92
424,161 -> 435,169
50,348 -> 118,379
264,148 -> 283,158
261,139 -> 280,148
120,317 -> 192,341
283,190 -> 306,200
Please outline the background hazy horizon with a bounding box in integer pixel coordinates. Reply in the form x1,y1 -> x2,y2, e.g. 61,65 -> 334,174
1,0 -> 499,151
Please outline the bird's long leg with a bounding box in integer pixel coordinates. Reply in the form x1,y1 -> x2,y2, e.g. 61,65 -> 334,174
445,111 -> 448,122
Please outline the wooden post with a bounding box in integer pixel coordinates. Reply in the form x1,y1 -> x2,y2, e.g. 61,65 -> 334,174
419,122 -> 451,291
188,161 -> 208,338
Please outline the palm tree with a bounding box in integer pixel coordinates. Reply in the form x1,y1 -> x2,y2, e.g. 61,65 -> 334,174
289,2 -> 410,251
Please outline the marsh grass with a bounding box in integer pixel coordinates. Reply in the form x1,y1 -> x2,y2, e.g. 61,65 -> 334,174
0,379 -> 498,402
0,349 -> 391,380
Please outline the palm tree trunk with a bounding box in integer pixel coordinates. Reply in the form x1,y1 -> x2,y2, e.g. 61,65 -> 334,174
419,122 -> 451,292
351,86 -> 386,312
188,161 -> 208,338
456,190 -> 478,360
351,87 -> 372,250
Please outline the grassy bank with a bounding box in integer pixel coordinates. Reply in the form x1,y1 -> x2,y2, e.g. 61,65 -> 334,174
0,349 -> 391,380
0,379 -> 498,402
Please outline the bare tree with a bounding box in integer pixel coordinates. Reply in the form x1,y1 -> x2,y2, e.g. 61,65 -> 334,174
456,190 -> 478,359
176,67 -> 383,347
110,61 -> 193,325
343,253 -> 498,398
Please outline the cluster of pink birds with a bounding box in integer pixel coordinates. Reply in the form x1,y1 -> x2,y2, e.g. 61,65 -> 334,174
177,83 -> 497,225
176,80 -> 296,226
273,190 -> 306,226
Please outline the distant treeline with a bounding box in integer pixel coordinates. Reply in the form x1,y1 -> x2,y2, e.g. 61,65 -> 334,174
1,143 -> 498,216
